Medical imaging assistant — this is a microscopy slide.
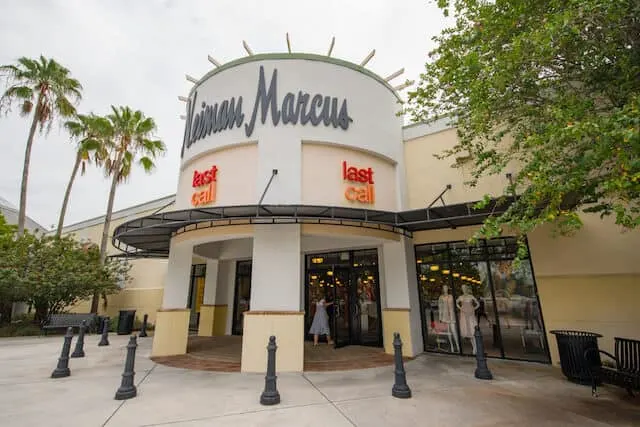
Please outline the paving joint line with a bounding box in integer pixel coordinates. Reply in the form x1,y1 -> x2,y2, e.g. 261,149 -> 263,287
102,363 -> 157,426
139,401 -> 329,426
302,373 -> 357,427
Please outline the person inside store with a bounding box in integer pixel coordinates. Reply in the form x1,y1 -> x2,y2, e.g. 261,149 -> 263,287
309,297 -> 334,346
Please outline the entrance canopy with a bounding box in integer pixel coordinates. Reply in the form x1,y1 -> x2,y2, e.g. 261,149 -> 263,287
111,198 -> 516,258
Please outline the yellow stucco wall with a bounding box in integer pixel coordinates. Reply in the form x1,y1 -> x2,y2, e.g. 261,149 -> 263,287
151,309 -> 190,357
197,304 -> 228,336
213,305 -> 228,336
528,214 -> 640,363
382,309 -> 415,357
69,288 -> 163,324
198,305 -> 215,336
403,128 -> 514,209
537,275 -> 640,364
241,312 -> 304,372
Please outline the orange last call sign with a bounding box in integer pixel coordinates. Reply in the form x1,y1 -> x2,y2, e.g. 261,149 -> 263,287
191,165 -> 218,206
342,161 -> 375,204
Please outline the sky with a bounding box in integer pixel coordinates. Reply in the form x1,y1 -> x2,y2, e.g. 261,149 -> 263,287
0,0 -> 449,230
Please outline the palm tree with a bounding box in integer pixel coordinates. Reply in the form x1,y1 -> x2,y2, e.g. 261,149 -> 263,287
55,114 -> 107,238
0,56 -> 82,235
90,106 -> 166,313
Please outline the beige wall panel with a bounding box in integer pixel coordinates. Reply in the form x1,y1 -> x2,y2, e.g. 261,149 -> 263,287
529,214 -> 640,276
381,309 -> 415,357
62,204 -> 174,256
241,312 -> 304,372
175,143 -> 258,210
403,129 -> 513,210
69,288 -> 163,325
151,309 -> 190,357
301,142 -> 398,211
538,274 -> 640,365
128,258 -> 168,289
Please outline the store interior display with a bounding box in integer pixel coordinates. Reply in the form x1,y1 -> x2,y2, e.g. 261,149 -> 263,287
416,238 -> 550,363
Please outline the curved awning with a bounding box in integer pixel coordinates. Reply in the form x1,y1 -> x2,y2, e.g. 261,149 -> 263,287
111,198 -> 516,258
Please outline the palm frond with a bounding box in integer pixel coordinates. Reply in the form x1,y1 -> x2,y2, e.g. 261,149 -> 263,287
138,156 -> 156,172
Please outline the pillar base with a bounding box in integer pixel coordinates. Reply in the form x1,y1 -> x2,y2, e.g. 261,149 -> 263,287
151,309 -> 190,357
382,308 -> 416,357
241,311 -> 304,372
197,304 -> 228,336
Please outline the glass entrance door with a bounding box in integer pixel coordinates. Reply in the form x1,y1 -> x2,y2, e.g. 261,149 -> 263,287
305,249 -> 382,348
332,268 -> 351,348
352,266 -> 381,346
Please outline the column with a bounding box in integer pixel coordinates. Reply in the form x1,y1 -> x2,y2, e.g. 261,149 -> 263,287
380,236 -> 424,357
198,259 -> 219,336
151,239 -> 193,357
241,224 -> 304,372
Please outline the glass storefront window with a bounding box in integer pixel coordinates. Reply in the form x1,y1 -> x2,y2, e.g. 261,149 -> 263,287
415,238 -> 549,363
490,258 -> 547,361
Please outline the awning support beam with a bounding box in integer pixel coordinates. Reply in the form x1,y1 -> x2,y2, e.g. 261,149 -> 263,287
257,169 -> 279,215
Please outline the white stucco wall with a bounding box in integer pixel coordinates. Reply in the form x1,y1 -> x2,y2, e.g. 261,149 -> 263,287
250,224 -> 302,311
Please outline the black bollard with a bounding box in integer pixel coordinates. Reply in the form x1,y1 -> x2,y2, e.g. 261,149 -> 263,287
115,335 -> 138,400
391,332 -> 412,398
98,317 -> 110,346
260,335 -> 280,405
70,320 -> 87,358
51,327 -> 74,378
474,325 -> 493,380
139,314 -> 148,338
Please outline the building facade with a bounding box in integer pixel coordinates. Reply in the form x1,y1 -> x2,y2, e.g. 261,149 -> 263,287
62,53 -> 640,372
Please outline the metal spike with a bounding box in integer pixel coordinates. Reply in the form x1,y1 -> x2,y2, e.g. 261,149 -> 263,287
207,55 -> 222,67
360,49 -> 376,66
385,68 -> 405,82
179,115 -> 186,120
178,96 -> 189,102
327,36 -> 335,57
243,40 -> 254,56
185,74 -> 198,84
286,33 -> 292,53
393,80 -> 415,91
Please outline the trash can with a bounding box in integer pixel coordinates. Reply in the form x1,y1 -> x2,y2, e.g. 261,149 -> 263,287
117,309 -> 136,335
550,330 -> 602,385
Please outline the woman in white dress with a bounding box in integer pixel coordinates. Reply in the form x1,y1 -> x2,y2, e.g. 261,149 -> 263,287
309,298 -> 334,346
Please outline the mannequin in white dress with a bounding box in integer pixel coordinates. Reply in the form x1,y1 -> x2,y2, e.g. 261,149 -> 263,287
438,285 -> 459,352
456,284 -> 480,354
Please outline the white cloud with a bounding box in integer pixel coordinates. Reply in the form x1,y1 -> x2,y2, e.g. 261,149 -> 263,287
0,0 -> 448,229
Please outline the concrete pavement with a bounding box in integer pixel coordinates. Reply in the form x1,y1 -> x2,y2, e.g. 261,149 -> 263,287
0,334 -> 638,426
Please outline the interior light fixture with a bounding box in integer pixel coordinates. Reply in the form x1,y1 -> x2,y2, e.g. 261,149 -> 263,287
453,272 -> 460,278
442,269 -> 450,275
327,271 -> 334,276
310,275 -> 318,280
430,265 -> 440,271
367,275 -> 373,280
429,278 -> 436,282
416,259 -> 422,264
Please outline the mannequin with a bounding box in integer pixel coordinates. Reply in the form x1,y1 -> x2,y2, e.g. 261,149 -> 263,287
456,284 -> 480,354
437,285 -> 459,352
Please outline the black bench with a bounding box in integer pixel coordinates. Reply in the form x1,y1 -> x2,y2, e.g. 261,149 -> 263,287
587,337 -> 640,397
41,313 -> 98,335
